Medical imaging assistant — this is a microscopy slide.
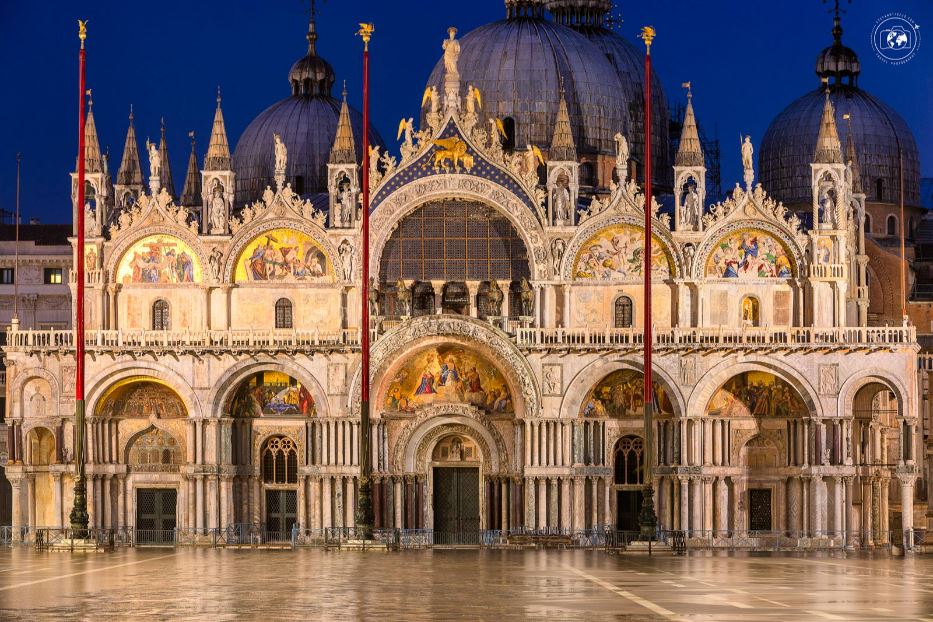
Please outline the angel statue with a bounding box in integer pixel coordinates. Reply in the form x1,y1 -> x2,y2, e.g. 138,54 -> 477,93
397,117 -> 415,147
465,85 -> 482,115
146,138 -> 161,179
613,132 -> 629,173
489,118 -> 506,144
421,86 -> 440,116
443,27 -> 460,75
273,133 -> 288,172
523,144 -> 545,177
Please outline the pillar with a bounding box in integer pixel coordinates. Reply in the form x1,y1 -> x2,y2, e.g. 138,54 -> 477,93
690,477 -> 702,536
572,477 -> 585,531
702,477 -> 713,533
679,476 -> 689,533
787,476 -> 802,535
844,476 -> 854,544
715,477 -> 729,535
560,478 -> 571,531
833,477 -> 843,537
899,476 -> 916,547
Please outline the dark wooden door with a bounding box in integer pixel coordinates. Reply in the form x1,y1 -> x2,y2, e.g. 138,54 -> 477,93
433,467 -> 479,544
265,489 -> 298,539
136,488 -> 177,544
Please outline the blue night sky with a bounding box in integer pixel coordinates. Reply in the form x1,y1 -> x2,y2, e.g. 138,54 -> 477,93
0,0 -> 930,223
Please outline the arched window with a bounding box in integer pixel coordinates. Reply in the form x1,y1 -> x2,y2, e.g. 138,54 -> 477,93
908,217 -> 915,239
614,435 -> 644,485
863,213 -> 872,233
887,215 -> 898,236
614,296 -> 633,328
580,162 -> 596,188
152,299 -> 170,331
876,178 -> 884,202
262,436 -> 298,484
275,298 -> 293,329
502,117 -> 516,151
741,296 -> 760,327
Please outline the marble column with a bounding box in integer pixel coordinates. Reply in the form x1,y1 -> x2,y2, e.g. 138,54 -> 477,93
572,478 -> 585,531
899,475 -> 916,547
548,478 -> 559,530
786,477 -> 802,535
679,477 -> 689,533
832,477 -> 843,537
690,477 -> 702,536
702,477 -> 713,533
715,477 -> 729,535
560,478 -> 571,531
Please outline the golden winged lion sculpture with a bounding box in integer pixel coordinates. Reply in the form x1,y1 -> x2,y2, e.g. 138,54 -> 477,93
429,137 -> 474,173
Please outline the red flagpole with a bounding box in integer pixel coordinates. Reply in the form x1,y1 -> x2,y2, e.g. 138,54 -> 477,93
70,19 -> 89,531
356,22 -> 375,537
638,25 -> 658,539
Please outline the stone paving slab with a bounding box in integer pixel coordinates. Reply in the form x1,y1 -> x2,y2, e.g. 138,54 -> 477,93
0,549 -> 930,620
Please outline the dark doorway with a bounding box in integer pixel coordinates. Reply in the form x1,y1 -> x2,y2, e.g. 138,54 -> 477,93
135,488 -> 177,544
748,488 -> 772,531
265,489 -> 298,540
616,490 -> 641,531
433,467 -> 479,544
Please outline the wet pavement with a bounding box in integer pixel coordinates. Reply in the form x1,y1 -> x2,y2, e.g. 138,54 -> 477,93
0,548 -> 931,620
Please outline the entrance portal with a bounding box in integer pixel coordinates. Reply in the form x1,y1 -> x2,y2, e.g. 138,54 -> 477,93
616,490 -> 641,531
265,489 -> 297,539
136,488 -> 177,544
433,467 -> 479,544
748,488 -> 773,531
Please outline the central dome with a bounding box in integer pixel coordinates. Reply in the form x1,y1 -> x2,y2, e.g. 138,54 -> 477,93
425,11 -> 629,160
233,20 -> 384,205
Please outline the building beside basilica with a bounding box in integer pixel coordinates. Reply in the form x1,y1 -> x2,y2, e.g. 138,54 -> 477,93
1,0 -> 928,547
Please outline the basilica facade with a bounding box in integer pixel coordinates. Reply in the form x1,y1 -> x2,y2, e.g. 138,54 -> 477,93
2,1 -> 927,547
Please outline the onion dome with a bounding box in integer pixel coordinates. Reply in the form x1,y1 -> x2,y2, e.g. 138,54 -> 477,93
233,12 -> 383,205
424,2 -> 629,162
547,0 -> 672,188
760,12 -> 920,207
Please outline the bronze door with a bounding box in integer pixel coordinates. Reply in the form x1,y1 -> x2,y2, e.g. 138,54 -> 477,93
748,488 -> 773,531
265,489 -> 298,540
136,488 -> 177,544
433,467 -> 480,544
616,490 -> 641,531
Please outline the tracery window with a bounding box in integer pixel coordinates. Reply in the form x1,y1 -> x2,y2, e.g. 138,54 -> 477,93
275,298 -> 293,329
614,296 -> 633,328
152,299 -> 170,331
614,435 -> 644,485
262,436 -> 298,484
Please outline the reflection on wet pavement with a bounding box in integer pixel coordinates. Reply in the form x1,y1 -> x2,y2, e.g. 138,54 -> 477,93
0,548 -> 930,621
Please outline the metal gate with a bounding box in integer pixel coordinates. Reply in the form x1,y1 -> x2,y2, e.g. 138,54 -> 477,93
136,488 -> 177,544
748,488 -> 773,531
433,467 -> 479,545
265,489 -> 297,541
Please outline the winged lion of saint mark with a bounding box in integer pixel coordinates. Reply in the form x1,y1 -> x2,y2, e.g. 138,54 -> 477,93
429,137 -> 474,173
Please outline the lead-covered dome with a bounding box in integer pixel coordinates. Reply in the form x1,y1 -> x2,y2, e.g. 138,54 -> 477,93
233,21 -> 384,205
425,4 -> 629,160
760,14 -> 920,206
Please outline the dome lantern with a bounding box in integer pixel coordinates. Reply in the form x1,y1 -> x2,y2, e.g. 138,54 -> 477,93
288,3 -> 336,97
815,6 -> 860,87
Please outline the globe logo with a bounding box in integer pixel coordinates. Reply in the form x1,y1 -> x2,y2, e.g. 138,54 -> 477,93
872,14 -> 921,64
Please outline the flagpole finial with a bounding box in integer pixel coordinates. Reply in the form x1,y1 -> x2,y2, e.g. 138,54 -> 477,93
357,23 -> 375,50
78,19 -> 88,48
639,26 -> 655,52
682,81 -> 692,99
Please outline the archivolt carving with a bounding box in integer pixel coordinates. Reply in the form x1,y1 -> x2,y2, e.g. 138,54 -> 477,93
368,174 -> 548,280
251,426 -> 305,467
222,217 -> 341,284
692,218 -> 806,281
391,403 -> 511,474
350,315 -> 540,418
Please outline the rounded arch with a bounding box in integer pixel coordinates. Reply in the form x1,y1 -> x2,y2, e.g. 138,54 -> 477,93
124,424 -> 184,467
85,362 -> 201,422
25,426 -> 56,466
368,175 -> 548,280
837,369 -> 911,420
223,218 -> 340,284
561,358 -> 685,421
349,315 -> 540,418
688,357 -> 822,420
739,435 -> 782,470
107,228 -> 206,285
13,370 -> 60,420
209,357 -> 329,419
251,429 -> 304,470
694,220 -> 804,281
561,213 -> 681,281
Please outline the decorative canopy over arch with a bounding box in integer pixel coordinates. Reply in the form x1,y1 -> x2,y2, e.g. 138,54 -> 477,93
706,371 -> 808,418
580,369 -> 675,418
233,227 -> 333,283
381,343 -> 515,415
571,223 -> 673,280
96,377 -> 187,419
127,426 -> 183,468
115,234 -> 202,284
704,228 -> 795,279
228,371 -> 316,417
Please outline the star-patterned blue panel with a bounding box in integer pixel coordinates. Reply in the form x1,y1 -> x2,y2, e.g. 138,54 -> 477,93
369,119 -> 538,215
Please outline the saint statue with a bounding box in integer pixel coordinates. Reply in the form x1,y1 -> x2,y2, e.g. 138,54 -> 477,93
551,238 -> 566,276
819,186 -> 835,227
613,132 -> 629,172
338,239 -> 353,281
741,136 -> 754,173
683,183 -> 700,229
208,248 -> 223,282
209,181 -> 227,232
443,27 -> 460,75
273,133 -> 288,172
553,182 -> 571,223
146,139 -> 161,179
339,182 -> 354,226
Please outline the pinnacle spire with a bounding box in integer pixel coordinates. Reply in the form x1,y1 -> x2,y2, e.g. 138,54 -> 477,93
674,83 -> 704,167
116,105 -> 143,187
549,79 -> 577,162
82,91 -> 103,174
180,132 -> 202,208
329,86 -> 357,164
814,87 -> 842,164
158,119 -> 176,197
844,115 -> 863,194
204,87 -> 232,171
307,0 -> 318,54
